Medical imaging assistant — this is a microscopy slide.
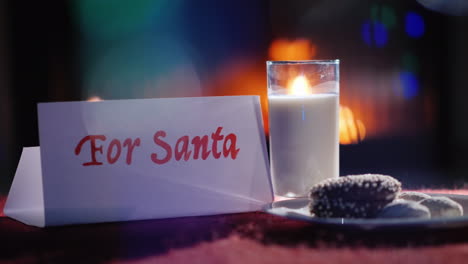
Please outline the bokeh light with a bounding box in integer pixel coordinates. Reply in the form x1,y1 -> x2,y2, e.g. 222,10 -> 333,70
339,106 -> 366,145
84,36 -> 201,99
397,51 -> 421,99
374,22 -> 389,47
405,12 -> 425,38
371,5 -> 397,29
206,59 -> 268,133
361,20 -> 388,47
402,52 -> 420,73
73,0 -> 178,41
400,71 -> 420,99
268,39 -> 316,61
361,21 -> 372,46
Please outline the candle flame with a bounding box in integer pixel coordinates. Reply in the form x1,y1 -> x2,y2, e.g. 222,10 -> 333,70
288,76 -> 311,95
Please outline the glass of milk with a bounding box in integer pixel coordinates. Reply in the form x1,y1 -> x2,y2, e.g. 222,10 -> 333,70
267,60 -> 339,198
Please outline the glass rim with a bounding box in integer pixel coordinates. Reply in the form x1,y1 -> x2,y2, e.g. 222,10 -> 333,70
266,60 -> 340,65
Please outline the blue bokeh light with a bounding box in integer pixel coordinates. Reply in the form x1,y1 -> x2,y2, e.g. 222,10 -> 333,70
400,71 -> 420,99
374,22 -> 388,47
361,20 -> 388,47
405,12 -> 425,38
361,21 -> 372,46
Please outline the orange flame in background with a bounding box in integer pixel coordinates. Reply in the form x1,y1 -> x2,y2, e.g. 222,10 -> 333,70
339,105 -> 366,144
206,59 -> 270,133
206,37 -> 417,142
269,39 -> 317,60
87,96 -> 102,102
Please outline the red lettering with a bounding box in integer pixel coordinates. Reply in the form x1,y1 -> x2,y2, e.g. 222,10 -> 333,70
223,133 -> 240,159
123,138 -> 141,165
106,139 -> 122,164
191,135 -> 211,160
151,131 -> 172,164
211,127 -> 224,159
74,128 -> 240,165
74,135 -> 107,166
175,136 -> 191,161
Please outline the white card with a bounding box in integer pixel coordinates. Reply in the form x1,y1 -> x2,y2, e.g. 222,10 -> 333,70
4,96 -> 272,227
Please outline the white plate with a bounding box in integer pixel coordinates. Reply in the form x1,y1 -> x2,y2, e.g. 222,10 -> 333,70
263,194 -> 468,230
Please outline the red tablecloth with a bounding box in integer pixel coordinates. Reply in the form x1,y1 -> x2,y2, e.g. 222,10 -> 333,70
1,191 -> 468,263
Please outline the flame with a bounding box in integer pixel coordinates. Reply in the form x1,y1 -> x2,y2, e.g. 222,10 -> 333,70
87,96 -> 102,102
269,39 -> 317,60
339,106 -> 366,145
205,59 -> 269,134
288,76 -> 311,95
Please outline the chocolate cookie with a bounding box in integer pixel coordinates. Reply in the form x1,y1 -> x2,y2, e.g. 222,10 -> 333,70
309,174 -> 401,218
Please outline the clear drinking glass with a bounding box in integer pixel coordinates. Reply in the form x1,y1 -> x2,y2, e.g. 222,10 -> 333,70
267,60 -> 340,198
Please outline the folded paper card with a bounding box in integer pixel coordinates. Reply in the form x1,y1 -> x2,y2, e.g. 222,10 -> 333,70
5,96 -> 273,227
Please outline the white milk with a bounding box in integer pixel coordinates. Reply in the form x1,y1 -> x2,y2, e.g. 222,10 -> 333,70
268,93 -> 339,197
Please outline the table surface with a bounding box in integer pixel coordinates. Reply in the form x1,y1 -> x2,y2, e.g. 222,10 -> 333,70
2,190 -> 468,264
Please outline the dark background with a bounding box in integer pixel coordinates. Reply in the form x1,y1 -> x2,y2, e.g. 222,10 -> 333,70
1,0 -> 468,194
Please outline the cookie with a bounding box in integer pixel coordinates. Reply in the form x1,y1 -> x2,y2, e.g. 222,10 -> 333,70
309,174 -> 401,218
420,197 -> 463,218
377,200 -> 430,219
398,191 -> 431,202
